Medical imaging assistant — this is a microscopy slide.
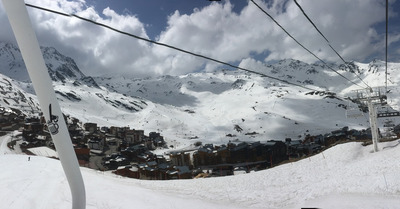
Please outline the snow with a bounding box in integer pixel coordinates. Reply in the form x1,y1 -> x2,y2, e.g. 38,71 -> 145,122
2,42 -> 400,150
1,133 -> 399,209
27,146 -> 58,158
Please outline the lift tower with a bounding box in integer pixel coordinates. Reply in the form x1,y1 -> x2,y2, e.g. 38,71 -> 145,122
350,87 -> 399,152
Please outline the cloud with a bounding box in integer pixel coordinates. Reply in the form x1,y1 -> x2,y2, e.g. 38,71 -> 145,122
0,0 -> 397,78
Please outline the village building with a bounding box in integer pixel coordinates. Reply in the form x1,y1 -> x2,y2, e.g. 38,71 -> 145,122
264,140 -> 288,166
113,165 -> 140,179
84,122 -> 97,134
87,136 -> 105,151
193,144 -> 216,167
169,151 -> 191,167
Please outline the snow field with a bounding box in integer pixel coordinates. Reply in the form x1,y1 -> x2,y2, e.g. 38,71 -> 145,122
2,132 -> 399,209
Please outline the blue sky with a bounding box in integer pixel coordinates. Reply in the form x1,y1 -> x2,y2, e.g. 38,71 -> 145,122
85,0 -> 249,40
0,0 -> 399,77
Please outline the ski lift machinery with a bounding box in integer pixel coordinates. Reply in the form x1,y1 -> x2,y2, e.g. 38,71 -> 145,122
377,95 -> 399,128
347,87 -> 400,152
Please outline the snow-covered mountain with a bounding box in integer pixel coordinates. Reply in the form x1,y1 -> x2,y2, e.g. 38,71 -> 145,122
0,42 -> 85,82
0,73 -> 40,114
91,57 -> 400,147
1,41 -> 400,149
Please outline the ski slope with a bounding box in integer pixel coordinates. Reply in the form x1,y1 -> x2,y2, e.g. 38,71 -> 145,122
1,133 -> 400,209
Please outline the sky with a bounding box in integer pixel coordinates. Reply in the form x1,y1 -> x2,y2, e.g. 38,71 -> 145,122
0,0 -> 399,78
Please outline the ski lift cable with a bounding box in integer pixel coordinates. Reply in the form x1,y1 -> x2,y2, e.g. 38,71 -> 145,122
25,3 -> 327,93
293,0 -> 371,90
385,0 -> 389,94
250,0 -> 366,89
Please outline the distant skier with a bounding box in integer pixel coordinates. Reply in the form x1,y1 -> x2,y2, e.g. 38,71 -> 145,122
28,157 -> 30,161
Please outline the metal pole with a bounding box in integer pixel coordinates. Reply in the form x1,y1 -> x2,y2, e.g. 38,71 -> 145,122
1,0 -> 86,208
367,99 -> 379,152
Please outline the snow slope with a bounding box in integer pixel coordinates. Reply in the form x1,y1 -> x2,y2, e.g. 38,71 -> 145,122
0,42 -> 85,82
92,67 -> 373,147
1,133 -> 400,209
2,41 -> 400,149
0,73 -> 40,115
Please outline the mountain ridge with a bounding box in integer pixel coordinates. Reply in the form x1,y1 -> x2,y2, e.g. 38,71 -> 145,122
1,41 -> 399,148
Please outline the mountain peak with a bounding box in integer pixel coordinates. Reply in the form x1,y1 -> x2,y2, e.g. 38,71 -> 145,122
0,41 -> 85,82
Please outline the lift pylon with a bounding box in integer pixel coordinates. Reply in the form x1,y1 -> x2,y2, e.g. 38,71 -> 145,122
348,87 -> 399,152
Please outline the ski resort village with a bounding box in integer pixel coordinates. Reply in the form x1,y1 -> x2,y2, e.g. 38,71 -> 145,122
1,0 -> 400,208
3,105 -> 393,180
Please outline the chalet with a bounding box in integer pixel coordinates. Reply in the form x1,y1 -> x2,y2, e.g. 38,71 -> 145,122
287,139 -> 303,158
143,137 -> 156,150
1,122 -> 18,131
351,129 -> 371,141
74,146 -> 90,163
152,137 -> 165,148
119,139 -> 128,151
125,129 -> 136,144
215,145 -> 230,164
68,122 -> 83,137
230,142 -> 249,163
116,127 -> 130,139
330,127 -> 349,141
106,137 -> 118,146
133,130 -> 144,143
149,132 -> 161,140
84,123 -> 97,134
144,132 -> 165,149
139,161 -> 159,180
170,151 -> 191,167
193,144 -> 216,167
109,126 -> 119,136
307,143 -> 322,154
100,126 -> 110,133
156,155 -> 167,164
233,166 -> 247,175
137,152 -> 154,162
212,165 -> 234,177
323,133 -> 337,147
125,129 -> 145,145
87,136 -> 105,151
286,140 -> 303,158
114,165 -> 140,179
167,166 -> 192,179
264,140 -> 288,166
24,122 -> 43,133
313,134 -> 325,145
2,112 -> 19,121
158,163 -> 172,180
104,156 -> 129,170
121,144 -> 147,161
249,141 -> 264,162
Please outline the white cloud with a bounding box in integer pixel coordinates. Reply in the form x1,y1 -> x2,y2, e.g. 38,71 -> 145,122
0,0 -> 397,77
